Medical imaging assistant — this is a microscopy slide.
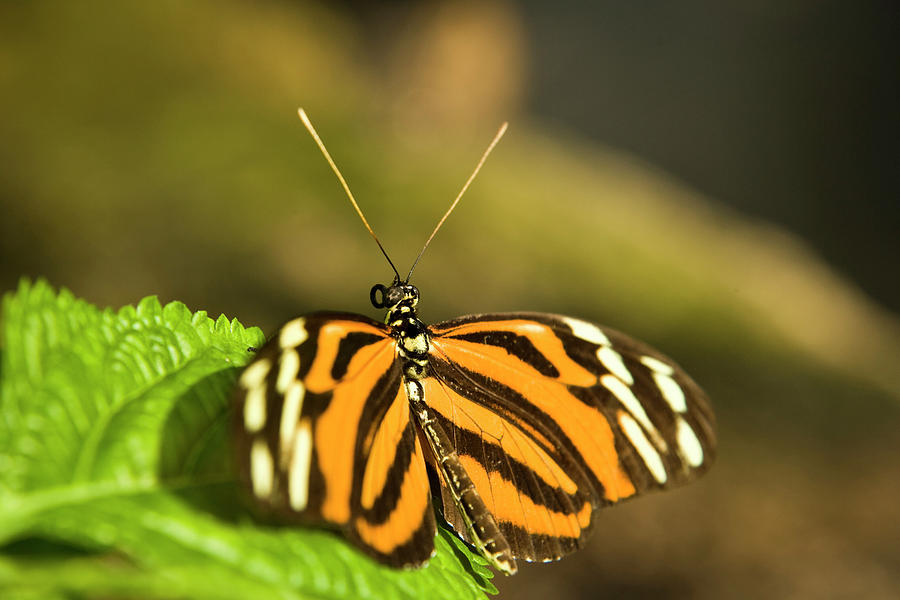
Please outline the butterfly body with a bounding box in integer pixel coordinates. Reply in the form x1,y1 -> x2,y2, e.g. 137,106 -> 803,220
233,281 -> 716,575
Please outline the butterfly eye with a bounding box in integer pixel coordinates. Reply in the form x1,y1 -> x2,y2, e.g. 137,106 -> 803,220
385,286 -> 405,307
370,284 -> 388,308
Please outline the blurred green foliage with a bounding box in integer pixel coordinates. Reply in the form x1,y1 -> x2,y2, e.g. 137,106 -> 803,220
1,1 -> 898,598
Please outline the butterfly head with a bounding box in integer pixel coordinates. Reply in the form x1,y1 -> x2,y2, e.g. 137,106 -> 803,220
370,282 -> 419,311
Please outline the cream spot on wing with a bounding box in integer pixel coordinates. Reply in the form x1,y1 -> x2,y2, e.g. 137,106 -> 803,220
279,318 -> 309,349
562,317 -> 610,346
640,355 -> 675,376
279,381 -> 306,461
243,386 -> 267,433
676,417 -> 704,467
618,412 -> 667,484
276,349 -> 300,394
654,372 -> 687,413
250,439 -> 274,498
239,358 -> 271,389
289,419 -> 313,511
596,346 -> 634,385
601,374 -> 666,451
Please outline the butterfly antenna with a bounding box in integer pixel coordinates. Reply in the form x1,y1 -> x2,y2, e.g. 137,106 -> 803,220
298,108 -> 401,282
405,122 -> 508,282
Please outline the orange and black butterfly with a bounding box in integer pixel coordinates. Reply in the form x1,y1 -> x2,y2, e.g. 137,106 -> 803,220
232,110 -> 716,576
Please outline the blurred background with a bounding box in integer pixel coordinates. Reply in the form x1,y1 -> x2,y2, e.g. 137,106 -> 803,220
1,1 -> 898,598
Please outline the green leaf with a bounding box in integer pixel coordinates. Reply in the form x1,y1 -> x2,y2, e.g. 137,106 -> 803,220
0,279 -> 495,599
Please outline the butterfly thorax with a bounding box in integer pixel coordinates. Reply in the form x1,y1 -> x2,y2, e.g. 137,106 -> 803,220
371,282 -> 430,380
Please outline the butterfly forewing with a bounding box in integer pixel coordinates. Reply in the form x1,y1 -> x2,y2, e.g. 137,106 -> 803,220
425,313 -> 716,563
545,314 -> 716,489
233,312 -> 436,567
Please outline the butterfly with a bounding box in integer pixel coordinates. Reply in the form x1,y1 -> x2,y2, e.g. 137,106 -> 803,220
232,110 -> 716,576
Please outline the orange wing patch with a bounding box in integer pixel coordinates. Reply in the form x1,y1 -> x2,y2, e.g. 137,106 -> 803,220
354,430 -> 434,559
430,333 -> 638,504
314,338 -> 394,523
432,319 -> 598,386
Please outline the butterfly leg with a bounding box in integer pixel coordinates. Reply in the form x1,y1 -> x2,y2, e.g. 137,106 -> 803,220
404,379 -> 518,575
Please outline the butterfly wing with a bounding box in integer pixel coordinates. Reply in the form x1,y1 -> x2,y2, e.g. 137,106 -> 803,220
233,312 -> 436,567
425,312 -> 716,563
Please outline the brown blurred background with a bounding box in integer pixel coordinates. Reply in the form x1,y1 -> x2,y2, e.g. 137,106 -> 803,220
1,1 -> 898,598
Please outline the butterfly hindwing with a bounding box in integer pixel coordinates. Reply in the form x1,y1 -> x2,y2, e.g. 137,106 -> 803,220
426,312 -> 716,563
419,371 -> 596,563
233,312 -> 436,567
